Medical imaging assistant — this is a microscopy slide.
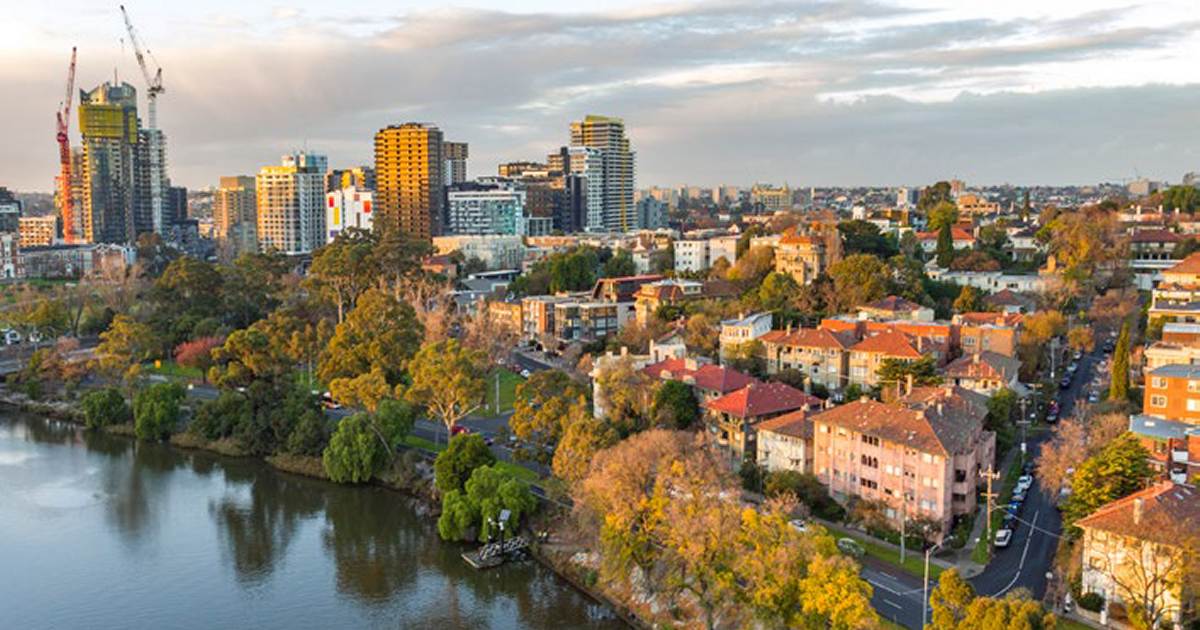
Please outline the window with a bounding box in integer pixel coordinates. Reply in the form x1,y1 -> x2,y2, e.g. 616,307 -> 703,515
1189,380 -> 1200,393
955,469 -> 967,483
861,455 -> 879,468
862,435 -> 880,447
1151,395 -> 1167,408
1189,399 -> 1200,412
860,478 -> 878,490
1152,377 -> 1167,389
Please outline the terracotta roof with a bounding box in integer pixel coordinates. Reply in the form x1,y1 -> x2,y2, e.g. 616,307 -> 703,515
642,358 -> 756,394
983,289 -> 1033,309
704,382 -> 822,419
1075,482 -> 1200,545
945,352 -> 1020,382
812,388 -> 987,456
760,327 -> 855,350
917,227 -> 974,242
702,279 -> 741,299
1130,229 -> 1182,244
850,330 -> 925,359
861,295 -> 925,313
756,408 -> 814,440
1165,252 -> 1200,276
957,312 -> 1024,327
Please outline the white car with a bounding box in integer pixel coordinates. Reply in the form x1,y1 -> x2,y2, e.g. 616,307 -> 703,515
994,529 -> 1013,548
788,519 -> 808,533
1017,474 -> 1034,489
520,369 -> 531,378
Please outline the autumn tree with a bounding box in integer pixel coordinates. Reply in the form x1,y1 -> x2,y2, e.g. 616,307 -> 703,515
209,326 -> 294,388
405,339 -> 485,441
798,553 -> 878,629
929,568 -> 977,629
1093,509 -> 1200,630
1109,320 -> 1131,401
953,286 -> 984,314
552,410 -> 618,485
1067,325 -> 1094,353
319,288 -> 423,388
96,314 -> 157,381
1063,433 -> 1154,530
174,336 -> 224,379
592,354 -> 658,435
956,591 -> 1056,629
827,254 -> 890,313
509,370 -> 587,465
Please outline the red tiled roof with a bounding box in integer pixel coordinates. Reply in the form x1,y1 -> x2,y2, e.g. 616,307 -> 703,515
861,295 -> 924,313
1075,482 -> 1200,544
944,352 -> 1020,382
917,227 -> 974,242
756,408 -> 814,440
760,327 -> 855,350
850,331 -> 924,359
1165,252 -> 1200,276
642,358 -> 756,395
957,312 -> 1024,327
704,382 -> 821,419
1130,229 -> 1182,244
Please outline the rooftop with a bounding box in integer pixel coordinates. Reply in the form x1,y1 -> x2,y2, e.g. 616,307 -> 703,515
850,330 -> 925,358
1075,481 -> 1200,545
704,382 -> 822,420
944,352 -> 1021,382
1149,364 -> 1200,379
860,295 -> 926,313
756,409 -> 814,440
1163,252 -> 1200,276
642,358 -> 756,395
760,327 -> 855,350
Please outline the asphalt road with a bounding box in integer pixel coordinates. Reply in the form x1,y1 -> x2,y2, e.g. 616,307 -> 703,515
875,343 -> 1108,629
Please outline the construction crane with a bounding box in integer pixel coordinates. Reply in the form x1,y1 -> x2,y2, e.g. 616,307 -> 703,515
119,4 -> 163,129
55,47 -> 77,244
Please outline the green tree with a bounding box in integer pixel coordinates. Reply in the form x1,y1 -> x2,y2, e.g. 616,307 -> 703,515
285,410 -> 329,456
322,414 -> 388,483
437,464 -> 538,542
374,398 -> 417,450
877,356 -> 941,392
133,382 -> 185,441
306,227 -> 378,323
149,256 -> 225,347
1109,320 -> 1131,401
221,252 -> 290,329
827,254 -> 890,312
1161,185 -> 1200,214
509,371 -> 587,465
936,221 -> 955,268
96,314 -> 157,380
953,286 -> 984,313
927,200 -> 959,232
602,249 -> 636,278
652,380 -> 700,430
405,339 -> 485,442
433,433 -> 496,496
756,271 -> 800,313
80,387 -> 130,429
319,288 -> 423,388
1063,433 -> 1154,530
838,219 -> 897,258
929,568 -> 976,630
918,181 -> 953,213
189,390 -> 251,441
548,247 -> 599,292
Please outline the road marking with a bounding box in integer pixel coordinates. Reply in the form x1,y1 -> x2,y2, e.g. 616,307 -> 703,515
991,509 -> 1040,597
882,599 -> 903,609
867,578 -> 903,596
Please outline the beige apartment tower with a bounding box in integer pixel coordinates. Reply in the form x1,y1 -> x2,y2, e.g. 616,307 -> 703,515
569,115 -> 634,232
374,123 -> 444,240
215,176 -> 257,257
255,153 -> 326,256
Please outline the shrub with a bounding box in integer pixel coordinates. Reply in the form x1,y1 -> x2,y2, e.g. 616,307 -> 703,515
322,413 -> 387,484
286,410 -> 329,456
133,382 -> 185,441
81,387 -> 130,429
1078,592 -> 1104,613
190,391 -> 250,441
434,433 -> 496,496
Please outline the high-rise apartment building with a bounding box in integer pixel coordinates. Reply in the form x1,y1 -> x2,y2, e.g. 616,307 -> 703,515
215,176 -> 258,256
78,82 -> 140,244
566,146 -> 604,232
134,127 -> 170,234
0,188 -> 21,234
255,153 -> 326,255
374,123 -> 444,240
569,115 -> 635,233
446,184 -> 526,236
443,141 -> 468,186
166,185 -> 188,225
499,161 -> 546,178
326,186 -> 374,242
327,167 -> 375,193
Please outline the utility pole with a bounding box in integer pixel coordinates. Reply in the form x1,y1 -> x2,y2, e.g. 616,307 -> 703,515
923,542 -> 943,630
494,371 -> 500,415
1049,337 -> 1059,379
980,466 -> 1001,544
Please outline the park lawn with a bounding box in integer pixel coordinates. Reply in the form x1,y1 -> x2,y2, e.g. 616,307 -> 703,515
143,360 -> 204,380
401,434 -> 445,453
841,531 -> 944,580
494,460 -> 540,484
481,368 -> 523,415
971,453 -> 1025,564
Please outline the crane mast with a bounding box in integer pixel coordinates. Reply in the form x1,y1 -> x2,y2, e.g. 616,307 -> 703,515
119,4 -> 163,129
119,4 -> 168,234
56,47 -> 77,244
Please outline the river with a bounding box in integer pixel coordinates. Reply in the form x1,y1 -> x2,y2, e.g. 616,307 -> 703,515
0,413 -> 624,630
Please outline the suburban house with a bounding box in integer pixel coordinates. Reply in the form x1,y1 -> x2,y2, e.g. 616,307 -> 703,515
718,312 -> 774,360
632,278 -> 738,324
983,288 -> 1036,314
811,386 -> 995,540
759,326 -> 856,391
705,382 -> 822,463
756,410 -> 815,475
858,295 -> 935,322
943,352 -> 1023,396
1077,482 -> 1200,628
917,226 -> 975,253
847,330 -> 933,388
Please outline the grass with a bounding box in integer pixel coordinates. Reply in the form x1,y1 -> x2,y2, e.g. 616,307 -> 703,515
143,360 -> 204,380
401,434 -> 446,453
971,453 -> 1025,564
840,531 -> 944,580
494,459 -> 540,484
1057,620 -> 1095,630
481,367 -> 524,415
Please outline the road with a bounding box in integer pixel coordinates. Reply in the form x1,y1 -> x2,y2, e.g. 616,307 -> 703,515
875,342 -> 1108,629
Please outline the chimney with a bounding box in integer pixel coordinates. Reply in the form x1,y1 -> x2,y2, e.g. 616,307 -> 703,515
804,376 -> 812,394
1133,497 -> 1144,525
974,352 -> 980,363
906,373 -> 914,396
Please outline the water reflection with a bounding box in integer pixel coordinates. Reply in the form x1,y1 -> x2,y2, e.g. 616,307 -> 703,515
322,487 -> 425,603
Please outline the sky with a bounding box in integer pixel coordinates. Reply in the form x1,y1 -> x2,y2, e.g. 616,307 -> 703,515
2,0 -> 1199,192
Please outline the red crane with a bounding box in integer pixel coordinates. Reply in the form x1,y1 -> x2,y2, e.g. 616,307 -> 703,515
56,47 -> 77,244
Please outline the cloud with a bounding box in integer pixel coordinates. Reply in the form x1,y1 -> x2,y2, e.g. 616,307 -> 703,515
0,0 -> 1197,191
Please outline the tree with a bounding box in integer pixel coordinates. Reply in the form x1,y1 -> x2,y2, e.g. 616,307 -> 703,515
918,181 -> 953,213
174,336 -> 224,379
306,228 -> 378,323
1161,185 -> 1200,214
285,409 -> 329,456
827,254 -> 890,312
552,411 -> 618,485
209,326 -> 293,388
756,271 -> 800,313
936,221 -> 955,268
602,249 -> 636,278
592,354 -> 657,434
509,371 -> 587,465
328,367 -> 395,412
319,288 -> 423,388
190,390 -> 252,441
548,247 -> 599,293
876,356 -> 941,395
437,465 -> 537,542
405,339 -> 485,441
798,553 -> 878,630
322,413 -> 388,483
1109,320 -> 1131,401
986,387 -> 1017,450
433,433 -> 496,496
80,387 -> 130,429
149,256 -> 225,347
15,297 -> 71,340
96,314 -> 156,380
728,245 -> 776,286
221,252 -> 290,329
372,398 -> 417,450
1063,433 -> 1154,530
652,380 -> 700,430
956,592 -> 1056,629
838,219 -> 897,258
1068,326 -> 1094,353
929,568 -> 976,629
1173,238 -> 1200,260
133,382 -> 185,441
927,200 -> 960,232
953,286 -> 984,314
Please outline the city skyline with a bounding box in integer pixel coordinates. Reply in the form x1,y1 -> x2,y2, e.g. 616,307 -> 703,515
2,0 -> 1199,192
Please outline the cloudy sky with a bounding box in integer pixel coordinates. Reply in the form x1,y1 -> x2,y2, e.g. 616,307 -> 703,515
2,0 -> 1199,192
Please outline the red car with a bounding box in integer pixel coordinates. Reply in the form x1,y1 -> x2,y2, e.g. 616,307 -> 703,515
451,425 -> 472,437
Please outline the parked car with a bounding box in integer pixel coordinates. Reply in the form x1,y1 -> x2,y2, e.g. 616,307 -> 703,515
1012,489 -> 1027,503
1046,411 -> 1058,423
451,425 -> 472,437
789,519 -> 809,534
1017,474 -> 1034,490
837,538 -> 865,558
994,529 -> 1013,548
1059,376 -> 1071,389
2,329 -> 20,345
320,392 -> 342,410
1087,392 -> 1099,404
1073,351 -> 1083,361
520,369 -> 531,378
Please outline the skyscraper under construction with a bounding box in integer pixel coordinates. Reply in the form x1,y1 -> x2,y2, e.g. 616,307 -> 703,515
78,81 -> 140,244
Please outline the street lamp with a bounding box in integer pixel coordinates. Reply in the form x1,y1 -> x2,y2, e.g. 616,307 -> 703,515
922,542 -> 943,629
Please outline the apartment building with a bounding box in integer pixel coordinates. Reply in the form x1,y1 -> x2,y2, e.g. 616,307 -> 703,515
642,357 -> 756,405
848,331 -> 933,388
705,382 -> 822,463
757,410 -> 815,475
632,278 -> 738,324
1127,415 -> 1200,485
954,312 -> 1022,357
811,386 -> 995,539
955,193 -> 1000,217
1149,253 -> 1200,324
18,216 -> 58,248
775,231 -> 828,285
1144,364 -> 1200,422
255,153 -> 326,255
325,186 -> 373,242
375,123 -> 444,240
759,326 -> 856,391
858,296 -> 934,322
718,312 -> 773,359
214,176 -> 258,256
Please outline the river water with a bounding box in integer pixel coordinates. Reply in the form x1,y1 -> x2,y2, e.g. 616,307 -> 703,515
0,413 -> 623,630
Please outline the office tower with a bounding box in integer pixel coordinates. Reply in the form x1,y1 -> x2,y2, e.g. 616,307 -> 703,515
569,115 -> 635,233
374,123 -> 444,240
215,176 -> 258,256
446,183 -> 525,236
166,185 -> 187,225
0,188 -> 20,233
78,81 -> 140,244
443,142 -> 468,186
327,166 -> 375,192
255,153 -> 326,255
326,186 -> 374,242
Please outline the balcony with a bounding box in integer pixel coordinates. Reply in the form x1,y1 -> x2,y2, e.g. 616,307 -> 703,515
1173,450 -> 1189,464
